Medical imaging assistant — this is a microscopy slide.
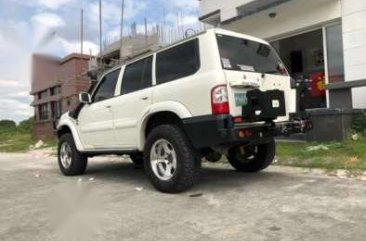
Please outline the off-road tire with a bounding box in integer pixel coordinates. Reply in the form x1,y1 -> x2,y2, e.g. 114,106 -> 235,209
143,125 -> 200,193
57,133 -> 88,176
227,140 -> 275,172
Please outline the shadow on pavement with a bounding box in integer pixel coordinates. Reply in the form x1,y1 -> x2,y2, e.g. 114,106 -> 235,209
81,160 -> 294,192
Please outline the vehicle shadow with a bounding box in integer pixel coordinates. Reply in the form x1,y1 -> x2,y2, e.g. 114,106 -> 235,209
83,159 -> 294,193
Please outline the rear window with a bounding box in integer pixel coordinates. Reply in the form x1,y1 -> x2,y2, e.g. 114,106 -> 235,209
216,34 -> 287,75
156,39 -> 200,84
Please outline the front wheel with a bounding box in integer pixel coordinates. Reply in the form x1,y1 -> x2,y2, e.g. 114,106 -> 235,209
144,125 -> 200,193
227,140 -> 275,172
57,133 -> 88,176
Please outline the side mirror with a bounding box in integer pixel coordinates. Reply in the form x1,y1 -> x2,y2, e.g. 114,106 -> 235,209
79,92 -> 91,104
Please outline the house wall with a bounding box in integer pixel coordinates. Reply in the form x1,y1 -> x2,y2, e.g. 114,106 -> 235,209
216,0 -> 341,40
341,0 -> 366,108
31,54 -> 91,140
200,0 -> 255,22
31,56 -> 59,93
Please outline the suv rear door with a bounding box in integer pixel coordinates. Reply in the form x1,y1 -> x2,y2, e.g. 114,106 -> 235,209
216,34 -> 295,122
112,56 -> 153,148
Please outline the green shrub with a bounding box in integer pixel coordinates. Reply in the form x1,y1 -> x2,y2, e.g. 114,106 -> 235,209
0,120 -> 17,134
352,113 -> 366,134
17,117 -> 33,133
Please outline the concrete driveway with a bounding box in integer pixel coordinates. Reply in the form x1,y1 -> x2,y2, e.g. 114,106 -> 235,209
1,150 -> 366,241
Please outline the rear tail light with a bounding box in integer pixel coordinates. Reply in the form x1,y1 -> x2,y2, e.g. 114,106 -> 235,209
211,85 -> 229,115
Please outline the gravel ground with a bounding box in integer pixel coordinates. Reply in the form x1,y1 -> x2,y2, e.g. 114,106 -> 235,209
1,150 -> 366,241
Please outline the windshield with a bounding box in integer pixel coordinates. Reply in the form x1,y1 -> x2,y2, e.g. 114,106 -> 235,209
216,34 -> 287,75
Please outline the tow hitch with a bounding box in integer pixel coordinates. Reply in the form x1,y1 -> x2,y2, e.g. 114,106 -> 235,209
281,118 -> 313,136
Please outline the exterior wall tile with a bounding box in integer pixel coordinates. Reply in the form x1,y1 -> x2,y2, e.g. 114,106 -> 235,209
343,27 -> 366,49
342,10 -> 366,33
352,87 -> 366,108
344,63 -> 366,81
341,0 -> 366,106
341,0 -> 366,16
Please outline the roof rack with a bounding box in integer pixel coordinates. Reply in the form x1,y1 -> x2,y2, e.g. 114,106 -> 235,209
119,29 -> 207,65
90,29 -> 208,77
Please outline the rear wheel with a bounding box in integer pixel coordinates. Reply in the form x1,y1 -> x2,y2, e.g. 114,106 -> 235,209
227,140 -> 275,172
57,133 -> 88,176
144,125 -> 200,193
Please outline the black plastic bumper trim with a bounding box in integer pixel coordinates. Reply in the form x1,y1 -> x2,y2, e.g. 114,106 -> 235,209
182,114 -> 312,149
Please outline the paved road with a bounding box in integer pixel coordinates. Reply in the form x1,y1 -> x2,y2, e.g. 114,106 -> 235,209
1,150 -> 366,241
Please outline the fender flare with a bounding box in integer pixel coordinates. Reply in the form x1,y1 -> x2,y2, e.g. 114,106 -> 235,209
136,101 -> 192,150
57,118 -> 85,152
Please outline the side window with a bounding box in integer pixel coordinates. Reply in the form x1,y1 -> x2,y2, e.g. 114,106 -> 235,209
93,69 -> 120,102
156,39 -> 200,84
121,56 -> 152,95
141,57 -> 153,89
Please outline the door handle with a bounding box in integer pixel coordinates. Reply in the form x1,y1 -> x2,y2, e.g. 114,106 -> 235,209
105,105 -> 111,109
141,97 -> 149,101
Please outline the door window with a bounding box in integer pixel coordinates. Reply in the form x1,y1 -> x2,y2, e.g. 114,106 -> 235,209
156,39 -> 200,84
93,69 -> 120,102
121,56 -> 153,95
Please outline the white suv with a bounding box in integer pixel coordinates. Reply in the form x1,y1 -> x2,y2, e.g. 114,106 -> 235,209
57,28 -> 312,193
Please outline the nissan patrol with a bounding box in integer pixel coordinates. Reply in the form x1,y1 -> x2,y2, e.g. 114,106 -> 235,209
57,28 -> 312,193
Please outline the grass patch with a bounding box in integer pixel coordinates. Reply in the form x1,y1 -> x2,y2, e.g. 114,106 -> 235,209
0,132 -> 56,153
276,138 -> 366,170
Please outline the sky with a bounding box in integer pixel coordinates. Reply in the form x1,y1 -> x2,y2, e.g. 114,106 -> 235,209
0,0 -> 201,122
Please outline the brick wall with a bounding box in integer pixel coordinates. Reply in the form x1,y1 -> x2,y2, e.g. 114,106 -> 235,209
31,54 -> 91,140
33,121 -> 55,141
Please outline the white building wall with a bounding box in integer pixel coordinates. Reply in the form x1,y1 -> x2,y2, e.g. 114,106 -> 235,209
223,0 -> 340,40
199,0 -> 255,21
341,0 -> 366,108
200,0 -> 341,39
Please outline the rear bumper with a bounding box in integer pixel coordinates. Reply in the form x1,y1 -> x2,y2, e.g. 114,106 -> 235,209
182,115 -> 312,149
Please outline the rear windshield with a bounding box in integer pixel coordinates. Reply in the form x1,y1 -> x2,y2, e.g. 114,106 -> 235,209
216,34 -> 287,75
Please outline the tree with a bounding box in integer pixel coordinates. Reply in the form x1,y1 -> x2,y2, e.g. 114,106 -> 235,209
0,120 -> 17,134
17,117 -> 33,133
